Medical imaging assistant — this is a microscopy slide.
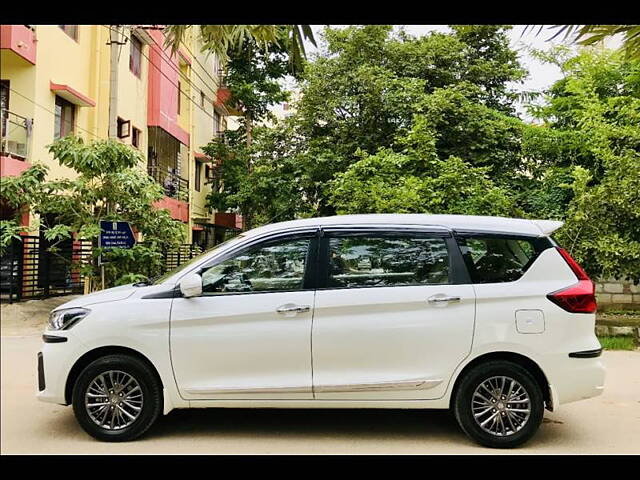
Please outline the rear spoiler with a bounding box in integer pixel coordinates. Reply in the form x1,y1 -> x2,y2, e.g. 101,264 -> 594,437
531,219 -> 564,236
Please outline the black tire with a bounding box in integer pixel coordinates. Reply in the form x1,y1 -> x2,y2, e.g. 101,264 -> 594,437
72,354 -> 162,442
453,360 -> 544,448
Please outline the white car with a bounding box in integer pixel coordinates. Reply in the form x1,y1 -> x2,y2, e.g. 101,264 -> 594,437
37,214 -> 605,448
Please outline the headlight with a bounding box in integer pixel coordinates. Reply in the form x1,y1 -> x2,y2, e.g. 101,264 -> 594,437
48,308 -> 90,331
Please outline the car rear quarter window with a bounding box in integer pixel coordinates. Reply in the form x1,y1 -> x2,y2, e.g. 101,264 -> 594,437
457,235 -> 548,283
327,235 -> 450,288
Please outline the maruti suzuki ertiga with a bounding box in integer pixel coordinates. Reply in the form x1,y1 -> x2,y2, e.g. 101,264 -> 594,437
37,214 -> 605,448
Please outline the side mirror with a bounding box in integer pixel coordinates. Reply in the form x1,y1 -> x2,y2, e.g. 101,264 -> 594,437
179,273 -> 202,298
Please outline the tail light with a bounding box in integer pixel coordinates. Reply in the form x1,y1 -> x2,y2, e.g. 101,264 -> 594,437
547,247 -> 597,313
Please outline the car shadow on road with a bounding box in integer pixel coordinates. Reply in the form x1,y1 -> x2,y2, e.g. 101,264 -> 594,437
36,407 -> 574,451
144,408 -> 571,448
148,408 -> 466,441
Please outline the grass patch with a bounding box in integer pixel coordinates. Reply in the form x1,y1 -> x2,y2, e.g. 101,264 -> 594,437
602,309 -> 640,316
598,336 -> 636,350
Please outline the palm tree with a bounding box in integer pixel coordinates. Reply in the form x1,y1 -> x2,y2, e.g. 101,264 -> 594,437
524,25 -> 640,60
163,25 -> 316,74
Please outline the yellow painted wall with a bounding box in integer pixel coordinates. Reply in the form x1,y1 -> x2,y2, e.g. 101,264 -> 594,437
177,62 -> 190,133
0,51 -> 36,126
115,28 -> 148,159
190,32 -> 224,223
186,29 -> 223,224
31,26 -> 101,180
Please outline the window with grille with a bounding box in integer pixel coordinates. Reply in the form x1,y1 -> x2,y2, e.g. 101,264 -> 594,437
130,36 -> 142,77
54,96 -> 75,139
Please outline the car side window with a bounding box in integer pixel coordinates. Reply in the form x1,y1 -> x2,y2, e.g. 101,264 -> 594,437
201,237 -> 311,294
457,235 -> 541,283
327,235 -> 450,288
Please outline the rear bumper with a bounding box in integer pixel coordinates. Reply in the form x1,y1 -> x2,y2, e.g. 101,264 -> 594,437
569,348 -> 602,359
546,353 -> 606,407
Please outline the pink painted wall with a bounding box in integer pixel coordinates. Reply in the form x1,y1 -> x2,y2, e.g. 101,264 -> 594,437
0,25 -> 36,65
0,156 -> 31,177
146,29 -> 189,147
154,196 -> 189,223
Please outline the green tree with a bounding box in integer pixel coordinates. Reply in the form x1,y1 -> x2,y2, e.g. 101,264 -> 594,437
205,122 -> 312,227
201,25 -> 528,222
0,136 -> 185,287
520,48 -> 640,281
329,121 -> 518,216
202,36 -> 296,229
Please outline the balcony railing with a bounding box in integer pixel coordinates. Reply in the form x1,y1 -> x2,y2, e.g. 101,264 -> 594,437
1,110 -> 31,159
214,212 -> 243,230
148,165 -> 189,202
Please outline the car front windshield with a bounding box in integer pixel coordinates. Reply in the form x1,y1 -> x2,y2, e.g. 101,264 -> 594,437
152,234 -> 247,285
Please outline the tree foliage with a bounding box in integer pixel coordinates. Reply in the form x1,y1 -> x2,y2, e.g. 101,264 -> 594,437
202,35 -> 296,229
173,25 -> 640,284
209,25 -> 526,222
521,49 -> 640,281
0,137 -> 185,287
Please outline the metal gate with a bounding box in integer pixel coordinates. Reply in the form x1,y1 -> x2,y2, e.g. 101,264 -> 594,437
0,235 -> 92,303
0,239 -> 204,303
163,243 -> 203,272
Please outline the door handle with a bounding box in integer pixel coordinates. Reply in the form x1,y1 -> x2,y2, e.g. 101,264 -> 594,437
276,304 -> 311,314
428,295 -> 461,304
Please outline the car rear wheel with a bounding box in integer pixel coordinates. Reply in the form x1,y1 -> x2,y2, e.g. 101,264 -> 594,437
72,354 -> 162,442
453,360 -> 544,448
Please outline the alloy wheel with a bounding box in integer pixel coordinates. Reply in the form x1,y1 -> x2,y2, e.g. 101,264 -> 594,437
471,375 -> 531,437
84,370 -> 144,430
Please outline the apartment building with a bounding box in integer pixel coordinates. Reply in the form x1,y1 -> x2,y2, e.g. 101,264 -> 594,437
0,25 -> 243,251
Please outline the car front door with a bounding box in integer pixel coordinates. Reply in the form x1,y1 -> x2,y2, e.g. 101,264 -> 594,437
170,231 -> 318,400
312,228 -> 476,400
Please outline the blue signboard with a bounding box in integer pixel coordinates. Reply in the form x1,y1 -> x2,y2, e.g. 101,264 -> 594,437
99,221 -> 136,250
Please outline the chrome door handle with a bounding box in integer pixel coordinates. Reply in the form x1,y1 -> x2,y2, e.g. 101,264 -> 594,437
428,295 -> 461,304
276,304 -> 311,314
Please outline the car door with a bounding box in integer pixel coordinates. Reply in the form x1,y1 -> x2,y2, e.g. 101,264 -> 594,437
312,227 -> 476,400
170,231 -> 318,400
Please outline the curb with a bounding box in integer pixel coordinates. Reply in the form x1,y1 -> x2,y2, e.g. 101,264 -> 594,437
595,325 -> 640,346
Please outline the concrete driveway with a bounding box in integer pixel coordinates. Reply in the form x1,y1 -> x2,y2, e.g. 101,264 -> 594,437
2,334 -> 639,454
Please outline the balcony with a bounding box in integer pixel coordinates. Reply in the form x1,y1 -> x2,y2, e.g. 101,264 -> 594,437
148,165 -> 190,223
0,25 -> 37,65
214,73 -> 243,116
214,212 -> 243,230
1,110 -> 31,177
148,165 -> 189,201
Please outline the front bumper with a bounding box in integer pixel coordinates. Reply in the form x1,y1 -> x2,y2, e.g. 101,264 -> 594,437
36,333 -> 82,405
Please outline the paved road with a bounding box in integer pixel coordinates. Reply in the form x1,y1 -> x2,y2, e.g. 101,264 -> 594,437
2,335 -> 639,454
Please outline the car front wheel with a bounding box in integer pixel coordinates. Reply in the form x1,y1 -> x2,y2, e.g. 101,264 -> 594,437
453,360 -> 544,448
72,354 -> 162,442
